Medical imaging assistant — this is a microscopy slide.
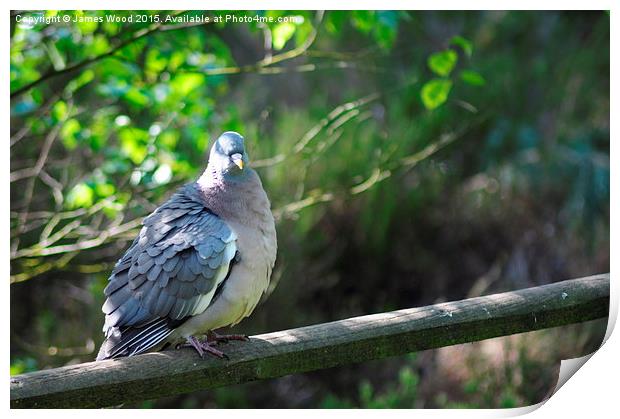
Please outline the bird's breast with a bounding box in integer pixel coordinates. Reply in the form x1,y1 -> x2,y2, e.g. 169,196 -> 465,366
224,217 -> 276,319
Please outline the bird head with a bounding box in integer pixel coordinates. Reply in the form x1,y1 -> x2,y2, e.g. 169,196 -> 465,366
207,131 -> 249,178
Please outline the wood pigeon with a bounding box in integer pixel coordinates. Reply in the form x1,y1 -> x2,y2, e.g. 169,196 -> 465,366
96,132 -> 277,360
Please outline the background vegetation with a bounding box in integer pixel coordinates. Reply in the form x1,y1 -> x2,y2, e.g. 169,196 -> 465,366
10,10 -> 609,408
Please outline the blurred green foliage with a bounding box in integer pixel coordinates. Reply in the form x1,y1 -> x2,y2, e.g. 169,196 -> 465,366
322,355 -> 420,408
10,10 -> 608,408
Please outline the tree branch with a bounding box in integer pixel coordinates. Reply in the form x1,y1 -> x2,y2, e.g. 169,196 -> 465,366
10,11 -> 189,99
10,274 -> 609,408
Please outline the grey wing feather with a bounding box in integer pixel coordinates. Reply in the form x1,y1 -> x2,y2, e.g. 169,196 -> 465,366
98,184 -> 237,360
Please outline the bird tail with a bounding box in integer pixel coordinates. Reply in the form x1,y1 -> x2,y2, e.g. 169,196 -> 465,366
96,318 -> 175,361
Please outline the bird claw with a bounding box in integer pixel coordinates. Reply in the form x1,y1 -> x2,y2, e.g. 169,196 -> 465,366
177,332 -> 249,359
179,335 -> 229,359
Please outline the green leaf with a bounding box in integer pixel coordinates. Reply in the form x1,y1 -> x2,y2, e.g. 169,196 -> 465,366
294,17 -> 313,47
60,118 -> 81,149
10,358 -> 38,375
325,11 -> 346,34
159,130 -> 179,149
351,11 -> 374,33
123,87 -> 150,107
170,73 -> 204,97
44,41 -> 66,71
500,389 -> 518,408
398,367 -> 418,393
351,11 -> 399,50
119,127 -> 149,164
94,182 -> 115,197
102,202 -> 119,219
146,48 -> 168,74
78,17 -> 99,35
359,381 -> 374,405
67,69 -> 94,93
427,49 -> 458,77
66,183 -> 95,209
374,11 -> 399,49
272,22 -> 296,50
420,79 -> 453,110
450,35 -> 473,57
89,34 -> 110,56
460,69 -> 486,86
52,101 -> 68,122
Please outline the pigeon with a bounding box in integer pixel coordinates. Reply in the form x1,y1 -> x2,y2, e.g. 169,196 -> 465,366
96,131 -> 277,360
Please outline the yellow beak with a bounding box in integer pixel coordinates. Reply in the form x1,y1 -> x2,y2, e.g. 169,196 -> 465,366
231,154 -> 244,170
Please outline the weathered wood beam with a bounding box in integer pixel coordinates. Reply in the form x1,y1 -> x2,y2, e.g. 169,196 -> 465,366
10,273 -> 609,408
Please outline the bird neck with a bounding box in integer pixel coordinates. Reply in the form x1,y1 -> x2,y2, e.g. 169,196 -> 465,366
197,165 -> 251,189
196,166 -> 267,225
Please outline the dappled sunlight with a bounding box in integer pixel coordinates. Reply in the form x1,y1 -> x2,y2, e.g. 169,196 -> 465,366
10,10 -> 609,408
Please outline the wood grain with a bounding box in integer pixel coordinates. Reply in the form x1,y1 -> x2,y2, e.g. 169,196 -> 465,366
10,273 -> 609,408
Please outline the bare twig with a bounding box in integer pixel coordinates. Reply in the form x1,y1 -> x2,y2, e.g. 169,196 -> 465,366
253,92 -> 380,169
273,192 -> 335,220
259,11 -> 324,67
12,217 -> 142,259
275,116 -> 487,220
10,253 -> 77,284
10,123 -> 62,183
174,11 -> 329,80
38,169 -> 64,208
11,11 -> 326,99
10,11 -> 189,98
10,93 -> 61,146
11,124 -> 63,254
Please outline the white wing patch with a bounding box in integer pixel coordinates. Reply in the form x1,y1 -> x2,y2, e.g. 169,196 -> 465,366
191,237 -> 237,316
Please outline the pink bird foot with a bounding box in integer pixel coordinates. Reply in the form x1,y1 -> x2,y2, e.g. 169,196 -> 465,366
178,335 -> 229,359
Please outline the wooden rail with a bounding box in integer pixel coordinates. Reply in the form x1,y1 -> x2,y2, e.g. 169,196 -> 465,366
10,274 -> 609,408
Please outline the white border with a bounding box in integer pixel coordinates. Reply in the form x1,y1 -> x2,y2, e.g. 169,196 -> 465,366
4,2 -> 616,417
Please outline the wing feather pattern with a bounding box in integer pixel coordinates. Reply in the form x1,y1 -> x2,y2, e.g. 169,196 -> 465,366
97,184 -> 237,360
